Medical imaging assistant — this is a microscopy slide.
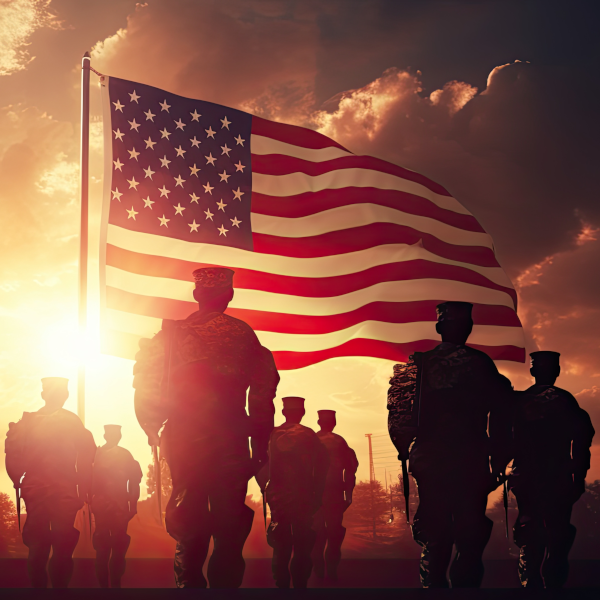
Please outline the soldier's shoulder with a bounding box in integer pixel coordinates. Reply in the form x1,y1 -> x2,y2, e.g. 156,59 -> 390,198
57,408 -> 85,427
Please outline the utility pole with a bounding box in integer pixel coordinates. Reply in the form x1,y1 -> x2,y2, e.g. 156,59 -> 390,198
365,434 -> 376,538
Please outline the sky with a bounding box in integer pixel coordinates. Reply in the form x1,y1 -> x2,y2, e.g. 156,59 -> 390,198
1,0 -> 600,499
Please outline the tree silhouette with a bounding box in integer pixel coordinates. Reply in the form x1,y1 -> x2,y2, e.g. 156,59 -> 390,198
146,459 -> 173,522
344,480 -> 391,537
571,480 -> 600,559
0,492 -> 19,557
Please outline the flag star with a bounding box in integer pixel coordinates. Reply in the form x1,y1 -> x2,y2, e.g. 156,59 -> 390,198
173,203 -> 185,216
203,182 -> 214,195
144,136 -> 157,150
205,153 -> 217,166
189,219 -> 200,232
190,109 -> 201,122
174,174 -> 186,187
128,119 -> 141,132
129,90 -> 141,103
159,99 -> 171,112
127,176 -> 139,190
204,208 -> 214,220
174,118 -> 186,130
127,206 -> 138,219
219,170 -> 231,183
128,147 -> 140,161
234,134 -> 245,146
113,128 -> 125,141
159,155 -> 171,169
111,188 -> 123,201
143,165 -> 155,179
113,158 -> 124,171
230,216 -> 242,228
144,109 -> 156,121
189,163 -> 200,177
158,214 -> 170,227
159,185 -> 171,198
218,225 -> 229,236
190,136 -> 201,148
234,161 -> 245,172
175,145 -> 186,158
143,196 -> 155,209
220,116 -> 231,130
160,128 -> 171,140
232,187 -> 244,201
113,99 -> 124,112
216,199 -> 227,211
189,192 -> 200,204
220,144 -> 231,157
205,126 -> 216,139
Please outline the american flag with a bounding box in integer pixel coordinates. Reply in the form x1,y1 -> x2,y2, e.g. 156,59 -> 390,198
100,76 -> 525,369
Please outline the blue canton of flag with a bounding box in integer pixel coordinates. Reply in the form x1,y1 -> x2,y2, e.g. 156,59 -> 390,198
107,77 -> 253,251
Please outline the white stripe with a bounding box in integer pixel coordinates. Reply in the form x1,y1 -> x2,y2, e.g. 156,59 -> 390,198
104,308 -> 525,352
250,134 -> 352,161
252,169 -> 471,215
106,266 -> 517,313
252,204 -> 493,249
106,224 -> 514,289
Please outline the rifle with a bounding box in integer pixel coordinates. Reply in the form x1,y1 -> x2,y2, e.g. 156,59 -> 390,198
401,460 -> 410,523
153,444 -> 163,526
503,478 -> 509,538
16,487 -> 21,532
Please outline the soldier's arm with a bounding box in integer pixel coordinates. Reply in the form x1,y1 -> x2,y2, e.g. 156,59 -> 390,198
343,446 -> 359,504
387,361 -> 418,460
77,428 -> 97,502
133,331 -> 168,444
313,437 -> 330,511
572,406 -> 595,484
4,422 -> 26,489
487,367 -> 515,477
128,459 -> 144,517
248,345 -> 279,464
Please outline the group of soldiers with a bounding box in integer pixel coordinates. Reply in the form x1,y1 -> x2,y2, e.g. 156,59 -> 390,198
3,267 -> 596,589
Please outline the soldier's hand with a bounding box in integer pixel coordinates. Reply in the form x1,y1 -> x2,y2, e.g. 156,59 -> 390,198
571,478 -> 586,504
147,431 -> 160,447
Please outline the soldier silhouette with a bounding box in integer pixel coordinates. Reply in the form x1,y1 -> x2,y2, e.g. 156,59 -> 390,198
133,267 -> 279,588
311,409 -> 358,582
91,424 -> 142,588
510,351 -> 595,588
387,301 -> 513,588
4,377 -> 96,588
265,397 -> 329,589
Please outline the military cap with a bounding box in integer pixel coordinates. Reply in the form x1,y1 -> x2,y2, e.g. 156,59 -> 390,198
192,267 -> 234,289
436,301 -> 473,323
41,377 -> 69,391
317,410 -> 336,419
530,351 -> 560,367
282,396 -> 305,410
104,424 -> 122,434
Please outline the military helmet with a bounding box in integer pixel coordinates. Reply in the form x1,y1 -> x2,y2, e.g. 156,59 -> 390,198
317,410 -> 336,419
282,396 -> 305,410
104,424 -> 122,434
530,351 -> 560,367
41,377 -> 69,392
436,301 -> 473,323
192,267 -> 234,289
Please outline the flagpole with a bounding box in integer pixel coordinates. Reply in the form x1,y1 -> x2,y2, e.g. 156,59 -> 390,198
78,51 -> 90,425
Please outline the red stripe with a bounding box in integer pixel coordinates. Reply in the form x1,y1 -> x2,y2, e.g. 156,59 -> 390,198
253,223 -> 500,267
272,339 -> 526,369
251,188 -> 484,234
106,287 -> 522,334
106,245 -> 515,305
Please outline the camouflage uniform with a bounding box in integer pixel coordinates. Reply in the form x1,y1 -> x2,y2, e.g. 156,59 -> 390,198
311,425 -> 358,580
266,409 -> 329,588
388,342 -> 512,588
510,382 -> 595,588
5,402 -> 96,588
91,433 -> 142,588
133,297 -> 279,588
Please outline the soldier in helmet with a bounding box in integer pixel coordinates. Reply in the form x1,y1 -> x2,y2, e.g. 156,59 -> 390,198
387,301 -> 513,588
311,410 -> 358,582
266,397 -> 329,589
91,425 -> 142,588
132,267 -> 279,588
510,351 -> 595,588
4,377 -> 96,588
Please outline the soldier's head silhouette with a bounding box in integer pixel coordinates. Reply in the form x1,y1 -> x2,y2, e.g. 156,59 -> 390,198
317,409 -> 336,433
435,301 -> 473,345
530,351 -> 561,386
40,377 -> 69,410
192,267 -> 234,314
282,396 -> 305,424
104,424 -> 122,448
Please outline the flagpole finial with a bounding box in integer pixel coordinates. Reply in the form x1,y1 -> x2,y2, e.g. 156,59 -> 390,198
83,51 -> 90,60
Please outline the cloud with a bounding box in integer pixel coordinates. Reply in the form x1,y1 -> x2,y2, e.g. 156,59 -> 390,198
0,0 -> 57,76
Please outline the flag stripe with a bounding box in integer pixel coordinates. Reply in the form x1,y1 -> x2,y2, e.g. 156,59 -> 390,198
250,134 -> 352,161
251,188 -> 484,233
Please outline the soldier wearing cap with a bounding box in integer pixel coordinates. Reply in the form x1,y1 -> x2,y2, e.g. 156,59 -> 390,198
132,267 -> 280,588
265,397 -> 329,588
510,351 -> 595,588
91,425 -> 142,588
387,301 -> 513,588
311,409 -> 358,581
4,377 -> 96,588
